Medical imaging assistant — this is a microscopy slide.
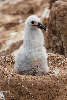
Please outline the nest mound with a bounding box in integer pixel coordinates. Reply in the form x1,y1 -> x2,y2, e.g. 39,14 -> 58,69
0,52 -> 67,100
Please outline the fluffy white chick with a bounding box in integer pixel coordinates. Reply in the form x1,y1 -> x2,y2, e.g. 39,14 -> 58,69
14,15 -> 49,76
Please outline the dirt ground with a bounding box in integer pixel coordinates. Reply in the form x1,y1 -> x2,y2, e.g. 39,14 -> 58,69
0,53 -> 67,100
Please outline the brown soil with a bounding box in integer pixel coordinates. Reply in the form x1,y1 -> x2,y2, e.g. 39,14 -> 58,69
0,52 -> 67,100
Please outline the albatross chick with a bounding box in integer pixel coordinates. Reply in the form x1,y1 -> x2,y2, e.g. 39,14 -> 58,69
14,15 -> 49,76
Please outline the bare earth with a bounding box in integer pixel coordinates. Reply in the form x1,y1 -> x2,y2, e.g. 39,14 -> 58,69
0,52 -> 67,100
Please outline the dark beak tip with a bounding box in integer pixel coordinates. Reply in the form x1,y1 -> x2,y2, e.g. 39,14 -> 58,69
38,22 -> 46,31
42,26 -> 46,31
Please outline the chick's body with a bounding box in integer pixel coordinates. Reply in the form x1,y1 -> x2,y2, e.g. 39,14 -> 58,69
14,15 -> 49,75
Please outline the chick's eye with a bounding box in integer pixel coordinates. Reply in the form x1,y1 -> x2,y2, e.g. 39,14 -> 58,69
31,21 -> 34,24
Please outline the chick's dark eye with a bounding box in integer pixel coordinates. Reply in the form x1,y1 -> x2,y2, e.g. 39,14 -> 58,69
31,21 -> 34,24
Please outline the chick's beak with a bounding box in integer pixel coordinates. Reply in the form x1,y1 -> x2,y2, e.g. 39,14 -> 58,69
32,22 -> 46,31
37,22 -> 46,31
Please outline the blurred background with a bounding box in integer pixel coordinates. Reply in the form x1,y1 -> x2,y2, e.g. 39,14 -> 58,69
0,0 -> 67,57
